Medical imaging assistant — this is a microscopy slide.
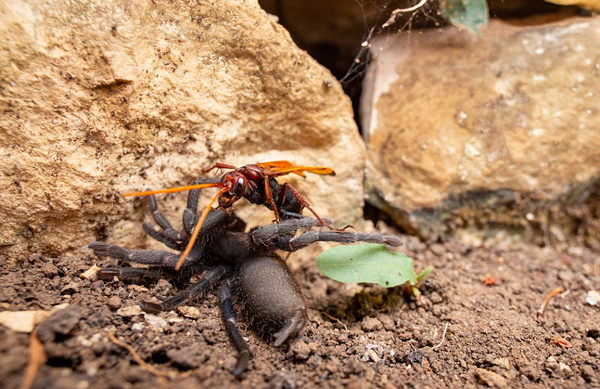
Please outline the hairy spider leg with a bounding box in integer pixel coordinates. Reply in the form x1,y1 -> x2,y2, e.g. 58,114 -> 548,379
175,186 -> 230,271
221,278 -> 252,377
141,266 -> 230,313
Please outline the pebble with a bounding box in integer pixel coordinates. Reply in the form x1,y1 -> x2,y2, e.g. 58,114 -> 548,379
291,340 -> 312,360
61,282 -> 81,294
42,263 -> 59,277
144,313 -> 167,331
430,292 -> 443,304
581,365 -> 596,382
107,296 -> 122,311
361,317 -> 383,332
585,291 -> 600,306
177,306 -> 200,319
476,368 -> 508,388
117,305 -> 143,317
493,357 -> 511,370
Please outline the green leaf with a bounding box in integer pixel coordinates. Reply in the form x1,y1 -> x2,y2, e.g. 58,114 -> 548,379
316,243 -> 418,288
441,0 -> 489,35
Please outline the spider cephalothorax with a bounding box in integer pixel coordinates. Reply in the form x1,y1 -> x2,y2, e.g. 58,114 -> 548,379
89,187 -> 401,376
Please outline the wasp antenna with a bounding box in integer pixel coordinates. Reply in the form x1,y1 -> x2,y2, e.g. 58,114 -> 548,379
122,182 -> 225,197
175,186 -> 230,271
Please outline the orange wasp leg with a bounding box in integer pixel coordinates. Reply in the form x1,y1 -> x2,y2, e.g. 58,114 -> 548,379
174,186 -> 231,271
203,163 -> 237,173
278,182 -> 352,232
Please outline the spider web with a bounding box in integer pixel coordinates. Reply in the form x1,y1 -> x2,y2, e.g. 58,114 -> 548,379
341,0 -> 444,90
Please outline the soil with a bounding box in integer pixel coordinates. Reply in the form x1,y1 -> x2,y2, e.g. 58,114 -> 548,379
1,232 -> 600,388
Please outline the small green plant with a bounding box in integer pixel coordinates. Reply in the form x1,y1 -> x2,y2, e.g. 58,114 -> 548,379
441,0 -> 489,35
315,243 -> 433,296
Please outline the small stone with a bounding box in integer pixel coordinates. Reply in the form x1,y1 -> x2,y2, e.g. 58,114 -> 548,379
42,263 -> 59,277
167,345 -> 210,369
476,368 -> 508,388
143,313 -> 167,331
131,323 -> 144,332
361,317 -> 383,332
127,285 -> 148,293
61,282 -> 81,294
403,350 -> 424,365
545,356 -> 559,372
117,305 -> 143,317
291,340 -> 312,360
585,291 -> 600,306
559,362 -> 573,377
581,365 -> 596,382
177,306 -> 200,319
586,329 -> 600,339
493,357 -> 511,370
107,296 -> 122,311
430,292 -> 443,304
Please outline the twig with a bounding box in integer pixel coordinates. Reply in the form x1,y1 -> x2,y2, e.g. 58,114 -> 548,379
106,332 -> 172,378
20,331 -> 47,389
537,286 -> 565,317
321,312 -> 348,331
382,0 -> 428,28
432,323 -> 449,350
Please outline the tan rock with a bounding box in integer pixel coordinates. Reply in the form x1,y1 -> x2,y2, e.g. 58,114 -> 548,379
362,16 -> 600,242
0,0 -> 364,259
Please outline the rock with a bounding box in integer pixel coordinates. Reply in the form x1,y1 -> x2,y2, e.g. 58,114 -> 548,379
581,365 -> 597,383
0,0 -> 364,259
42,263 -> 59,277
177,306 -> 200,320
403,350 -> 424,365
361,16 -> 600,243
116,305 -> 143,317
106,296 -> 122,311
290,340 -> 312,360
476,367 -> 508,388
492,357 -> 512,370
167,345 -> 210,369
61,282 -> 81,295
36,305 -> 82,342
143,313 -> 167,332
585,290 -> 600,306
361,317 -> 383,332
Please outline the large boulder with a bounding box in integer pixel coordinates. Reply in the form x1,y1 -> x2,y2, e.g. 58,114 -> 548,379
0,0 -> 365,258
361,15 -> 600,246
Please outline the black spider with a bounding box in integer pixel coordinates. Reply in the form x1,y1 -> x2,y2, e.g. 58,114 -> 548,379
89,187 -> 402,376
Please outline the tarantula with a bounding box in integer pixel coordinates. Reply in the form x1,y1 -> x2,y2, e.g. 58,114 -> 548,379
89,187 -> 402,376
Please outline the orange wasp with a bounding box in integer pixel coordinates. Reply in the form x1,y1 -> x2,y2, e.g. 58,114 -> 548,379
122,161 -> 345,270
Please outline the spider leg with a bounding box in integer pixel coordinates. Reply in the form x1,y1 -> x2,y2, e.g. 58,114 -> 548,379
249,217 -> 334,247
146,195 -> 186,242
220,277 -> 252,378
276,230 -> 403,252
273,308 -> 307,347
183,178 -> 221,235
141,266 -> 230,313
88,242 -> 196,268
96,266 -> 196,283
142,223 -> 181,250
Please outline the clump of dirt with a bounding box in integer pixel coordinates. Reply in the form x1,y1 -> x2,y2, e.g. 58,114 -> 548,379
1,235 -> 599,388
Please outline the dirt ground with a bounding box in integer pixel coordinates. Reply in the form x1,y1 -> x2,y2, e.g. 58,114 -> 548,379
1,228 -> 600,388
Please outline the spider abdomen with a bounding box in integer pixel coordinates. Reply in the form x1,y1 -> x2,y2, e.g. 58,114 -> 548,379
233,255 -> 307,346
